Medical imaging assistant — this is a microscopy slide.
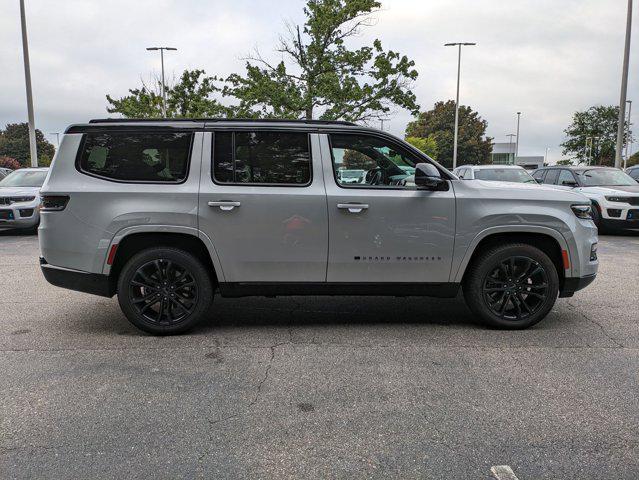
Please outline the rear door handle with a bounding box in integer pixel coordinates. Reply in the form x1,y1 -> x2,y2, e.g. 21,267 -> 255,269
337,203 -> 369,213
208,201 -> 241,211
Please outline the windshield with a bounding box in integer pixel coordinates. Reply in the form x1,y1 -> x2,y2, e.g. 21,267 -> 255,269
0,170 -> 48,188
474,168 -> 536,183
576,169 -> 636,186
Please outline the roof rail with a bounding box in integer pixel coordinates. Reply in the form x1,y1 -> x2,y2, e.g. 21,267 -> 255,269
88,118 -> 357,126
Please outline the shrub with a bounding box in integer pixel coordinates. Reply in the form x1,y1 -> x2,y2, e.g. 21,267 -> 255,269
0,156 -> 21,170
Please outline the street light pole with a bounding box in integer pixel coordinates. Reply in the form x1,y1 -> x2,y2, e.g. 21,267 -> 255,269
506,134 -> 517,164
146,47 -> 177,117
445,42 -> 476,169
615,0 -> 633,168
49,132 -> 60,147
545,147 -> 550,165
19,0 -> 38,167
515,112 -> 522,160
624,100 -> 632,169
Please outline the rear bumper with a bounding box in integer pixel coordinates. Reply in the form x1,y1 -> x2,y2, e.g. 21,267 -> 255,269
560,274 -> 597,298
40,258 -> 114,297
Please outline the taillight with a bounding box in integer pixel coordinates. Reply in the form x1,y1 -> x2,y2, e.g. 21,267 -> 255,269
40,195 -> 70,211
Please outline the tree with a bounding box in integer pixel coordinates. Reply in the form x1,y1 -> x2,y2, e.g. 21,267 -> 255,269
0,156 -> 21,170
556,158 -> 574,166
106,70 -> 234,118
628,151 -> 639,167
224,0 -> 419,122
561,105 -> 630,166
0,123 -> 55,167
405,135 -> 438,159
405,101 -> 492,168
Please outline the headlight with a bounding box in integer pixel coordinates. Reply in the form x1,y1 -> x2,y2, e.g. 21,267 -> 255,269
9,196 -> 36,203
571,204 -> 593,219
605,196 -> 629,203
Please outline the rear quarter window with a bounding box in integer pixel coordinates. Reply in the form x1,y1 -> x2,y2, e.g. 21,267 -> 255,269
77,132 -> 193,183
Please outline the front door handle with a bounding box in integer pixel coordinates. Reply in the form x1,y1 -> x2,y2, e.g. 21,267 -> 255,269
337,203 -> 369,213
208,201 -> 241,211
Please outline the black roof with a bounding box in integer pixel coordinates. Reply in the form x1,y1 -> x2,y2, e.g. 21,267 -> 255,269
88,118 -> 357,126
537,165 -> 619,171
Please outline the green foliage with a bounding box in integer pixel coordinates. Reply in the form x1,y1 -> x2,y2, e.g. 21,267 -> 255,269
556,158 -> 574,166
107,70 -> 233,118
405,135 -> 438,159
628,151 -> 639,167
561,105 -> 629,166
405,101 -> 492,168
224,0 -> 420,121
0,123 -> 55,167
0,156 -> 21,170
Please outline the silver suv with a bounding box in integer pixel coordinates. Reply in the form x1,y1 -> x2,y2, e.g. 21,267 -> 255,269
39,119 -> 598,334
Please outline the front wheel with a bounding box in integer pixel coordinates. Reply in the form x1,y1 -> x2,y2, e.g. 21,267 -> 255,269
117,247 -> 214,335
463,244 -> 559,329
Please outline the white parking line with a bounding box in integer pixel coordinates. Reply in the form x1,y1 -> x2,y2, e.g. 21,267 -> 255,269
491,465 -> 520,480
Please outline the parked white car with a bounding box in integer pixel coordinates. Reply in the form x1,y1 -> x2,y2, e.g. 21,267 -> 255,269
0,167 -> 48,231
453,165 -> 537,184
532,166 -> 639,231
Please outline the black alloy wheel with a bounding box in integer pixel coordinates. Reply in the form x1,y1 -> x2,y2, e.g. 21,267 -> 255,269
129,259 -> 198,325
117,247 -> 214,335
482,256 -> 549,321
463,243 -> 560,329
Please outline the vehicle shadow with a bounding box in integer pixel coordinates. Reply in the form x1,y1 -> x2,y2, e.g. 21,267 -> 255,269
0,229 -> 37,237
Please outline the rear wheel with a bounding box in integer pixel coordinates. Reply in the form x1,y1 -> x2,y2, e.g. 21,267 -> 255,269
117,247 -> 214,335
463,243 -> 559,329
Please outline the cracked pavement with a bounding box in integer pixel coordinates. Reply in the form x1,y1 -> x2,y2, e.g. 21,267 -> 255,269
0,232 -> 638,479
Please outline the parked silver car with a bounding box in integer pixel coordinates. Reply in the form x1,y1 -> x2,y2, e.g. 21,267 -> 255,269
453,164 -> 537,183
0,167 -> 14,180
39,119 -> 598,334
0,167 -> 48,231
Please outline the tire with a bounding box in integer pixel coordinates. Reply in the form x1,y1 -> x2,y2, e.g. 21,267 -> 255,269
117,247 -> 214,335
591,202 -> 603,232
463,243 -> 559,329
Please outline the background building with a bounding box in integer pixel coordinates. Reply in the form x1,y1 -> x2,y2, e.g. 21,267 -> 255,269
490,142 -> 544,169
515,156 -> 544,170
491,142 -> 516,165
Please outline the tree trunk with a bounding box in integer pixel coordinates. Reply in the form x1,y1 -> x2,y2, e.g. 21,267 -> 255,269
305,105 -> 313,120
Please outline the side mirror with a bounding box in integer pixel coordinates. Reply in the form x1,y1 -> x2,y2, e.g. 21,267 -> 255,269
535,178 -> 543,184
414,163 -> 447,190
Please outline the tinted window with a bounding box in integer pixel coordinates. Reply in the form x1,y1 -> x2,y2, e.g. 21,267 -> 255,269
558,169 -> 578,186
628,168 -> 639,181
213,131 -> 311,185
330,134 -> 420,188
575,169 -> 636,186
543,169 -> 559,184
532,170 -> 546,182
79,132 -> 192,182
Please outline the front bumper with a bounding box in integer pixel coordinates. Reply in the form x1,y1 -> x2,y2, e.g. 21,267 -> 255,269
560,273 -> 597,298
40,258 -> 114,297
0,202 -> 40,230
600,215 -> 639,230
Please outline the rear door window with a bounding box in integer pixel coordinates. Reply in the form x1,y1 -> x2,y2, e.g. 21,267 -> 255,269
78,132 -> 193,182
543,169 -> 559,184
213,131 -> 311,185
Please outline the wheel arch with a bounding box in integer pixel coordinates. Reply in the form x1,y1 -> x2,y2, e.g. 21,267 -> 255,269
104,226 -> 225,289
453,226 -> 570,285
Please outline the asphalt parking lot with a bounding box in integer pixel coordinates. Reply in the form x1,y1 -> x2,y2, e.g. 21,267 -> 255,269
0,232 -> 638,479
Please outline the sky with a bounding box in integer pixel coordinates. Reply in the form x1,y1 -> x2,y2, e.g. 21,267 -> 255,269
0,0 -> 636,164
